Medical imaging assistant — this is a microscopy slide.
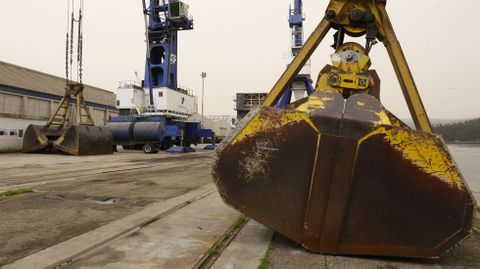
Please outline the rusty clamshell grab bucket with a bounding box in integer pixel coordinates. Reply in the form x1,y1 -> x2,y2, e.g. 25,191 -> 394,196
22,83 -> 113,156
212,0 -> 475,259
22,124 -> 66,153
53,125 -> 113,156
23,5 -> 112,157
213,90 -> 475,258
23,125 -> 113,156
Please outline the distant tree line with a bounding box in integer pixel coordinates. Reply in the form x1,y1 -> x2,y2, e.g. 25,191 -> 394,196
433,118 -> 480,142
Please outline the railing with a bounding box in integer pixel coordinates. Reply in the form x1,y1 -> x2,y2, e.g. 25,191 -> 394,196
177,84 -> 194,96
118,80 -> 142,89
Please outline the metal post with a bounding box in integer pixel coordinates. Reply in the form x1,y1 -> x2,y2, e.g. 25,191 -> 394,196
142,0 -> 154,106
200,72 -> 207,127
378,4 -> 433,133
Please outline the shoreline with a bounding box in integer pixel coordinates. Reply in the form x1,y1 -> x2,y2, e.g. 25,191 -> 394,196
447,142 -> 480,146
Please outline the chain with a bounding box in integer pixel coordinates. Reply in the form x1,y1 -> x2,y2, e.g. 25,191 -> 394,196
65,0 -> 84,84
77,1 -> 83,83
65,32 -> 70,84
65,0 -> 71,83
69,5 -> 75,83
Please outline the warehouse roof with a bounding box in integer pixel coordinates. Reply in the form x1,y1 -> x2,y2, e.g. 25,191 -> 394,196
0,61 -> 115,107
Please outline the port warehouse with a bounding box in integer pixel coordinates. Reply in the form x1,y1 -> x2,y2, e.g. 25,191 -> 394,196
0,61 -> 118,152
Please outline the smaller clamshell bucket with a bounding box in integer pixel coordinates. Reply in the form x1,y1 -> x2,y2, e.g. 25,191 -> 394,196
23,125 -> 66,153
213,90 -> 476,258
53,125 -> 113,156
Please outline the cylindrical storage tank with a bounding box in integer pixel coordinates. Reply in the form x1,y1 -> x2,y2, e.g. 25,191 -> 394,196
109,122 -> 135,144
133,122 -> 165,143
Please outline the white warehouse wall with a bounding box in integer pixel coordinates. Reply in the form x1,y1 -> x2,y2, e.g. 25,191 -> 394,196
0,117 -> 45,152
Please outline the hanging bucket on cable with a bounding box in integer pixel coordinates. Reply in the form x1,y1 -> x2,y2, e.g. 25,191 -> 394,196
22,2 -> 113,157
22,125 -> 67,153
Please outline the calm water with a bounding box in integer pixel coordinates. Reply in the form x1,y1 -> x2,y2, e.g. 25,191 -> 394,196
448,144 -> 480,202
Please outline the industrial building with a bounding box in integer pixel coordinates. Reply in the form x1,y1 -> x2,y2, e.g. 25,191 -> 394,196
0,61 -> 118,152
234,93 -> 267,120
204,115 -> 234,140
187,114 -> 234,141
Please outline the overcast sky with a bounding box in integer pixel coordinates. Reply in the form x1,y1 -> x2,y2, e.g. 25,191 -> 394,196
0,0 -> 479,119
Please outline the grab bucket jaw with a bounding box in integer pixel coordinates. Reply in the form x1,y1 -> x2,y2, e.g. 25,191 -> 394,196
53,125 -> 113,156
22,125 -> 66,153
213,90 -> 476,258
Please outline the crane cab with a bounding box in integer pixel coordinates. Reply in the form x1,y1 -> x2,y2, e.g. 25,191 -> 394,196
169,1 -> 192,27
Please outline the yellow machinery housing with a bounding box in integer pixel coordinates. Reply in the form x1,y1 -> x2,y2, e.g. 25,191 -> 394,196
213,0 -> 476,258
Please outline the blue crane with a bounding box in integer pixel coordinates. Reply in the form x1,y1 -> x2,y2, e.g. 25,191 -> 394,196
109,1 -> 214,154
290,0 -> 306,54
275,0 -> 314,108
141,0 -> 193,105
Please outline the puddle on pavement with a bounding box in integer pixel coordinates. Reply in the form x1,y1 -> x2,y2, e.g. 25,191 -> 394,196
44,193 -> 122,205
